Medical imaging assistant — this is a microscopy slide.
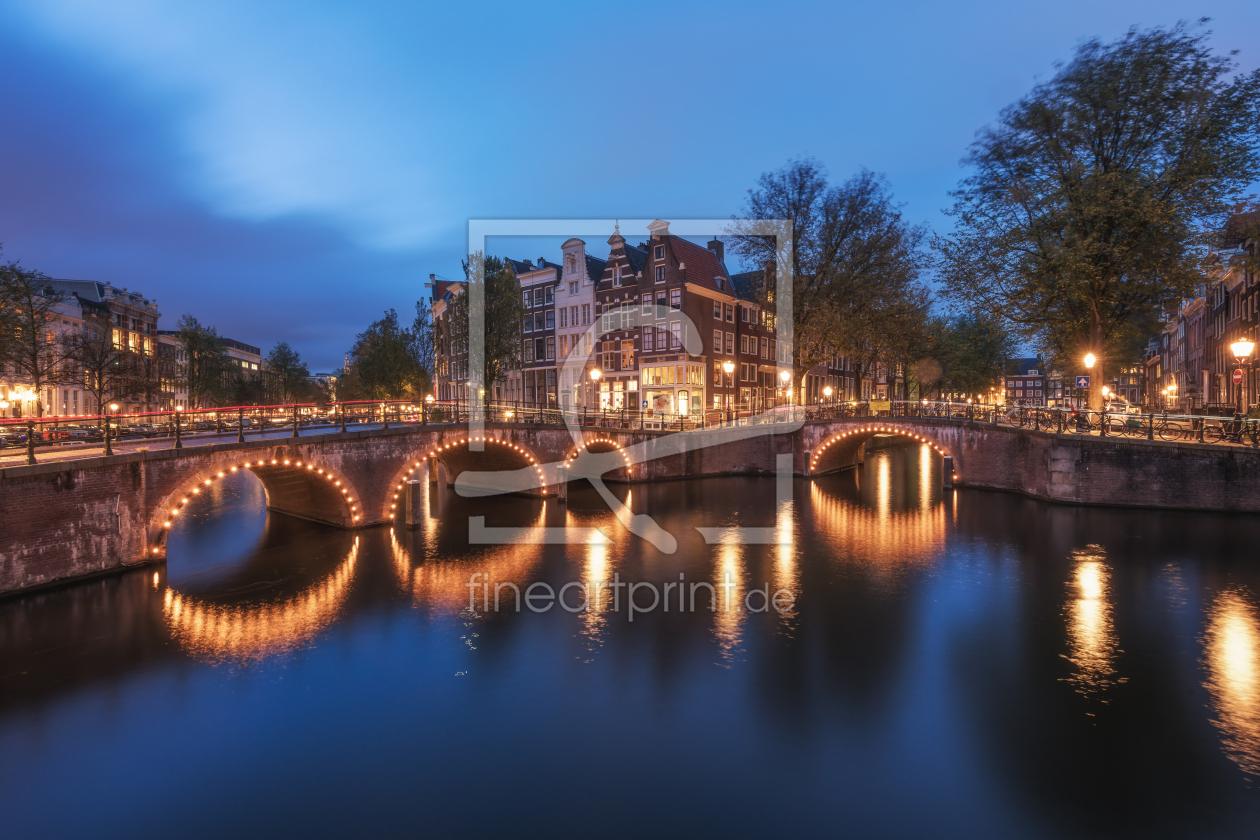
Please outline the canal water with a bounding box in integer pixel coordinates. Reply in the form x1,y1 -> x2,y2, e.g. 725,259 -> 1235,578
3,443 -> 1260,839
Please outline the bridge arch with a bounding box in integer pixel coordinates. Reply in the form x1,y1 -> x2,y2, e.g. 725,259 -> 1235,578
564,435 -> 634,482
148,455 -> 365,558
383,434 -> 548,520
809,422 -> 953,478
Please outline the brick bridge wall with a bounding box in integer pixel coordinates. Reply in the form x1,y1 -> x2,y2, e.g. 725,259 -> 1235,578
2,419 -> 1258,595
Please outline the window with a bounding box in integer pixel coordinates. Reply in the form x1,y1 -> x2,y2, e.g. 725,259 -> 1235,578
559,308 -> 567,328
582,304 -> 591,325
656,291 -> 667,315
655,266 -> 666,284
546,311 -> 555,330
714,329 -> 723,352
725,304 -> 734,323
714,301 -> 722,320
523,316 -> 532,333
545,286 -> 554,304
740,335 -> 748,354
670,321 -> 681,350
726,332 -> 734,355
559,335 -> 568,357
655,245 -> 665,260
644,326 -> 655,351
535,313 -> 545,331
741,306 -> 750,323
536,337 -> 546,360
524,339 -> 534,362
643,294 -> 652,315
569,281 -> 578,295
761,337 -> 769,358
546,337 -> 555,360
622,340 -> 634,369
670,289 -> 681,310
571,305 -> 579,325
613,266 -> 622,287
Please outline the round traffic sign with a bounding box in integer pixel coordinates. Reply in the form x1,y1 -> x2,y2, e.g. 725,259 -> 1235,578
1234,368 -> 1244,385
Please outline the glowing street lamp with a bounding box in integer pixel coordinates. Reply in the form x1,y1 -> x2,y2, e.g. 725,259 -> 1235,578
589,368 -> 601,382
1084,353 -> 1096,369
1231,339 -> 1255,418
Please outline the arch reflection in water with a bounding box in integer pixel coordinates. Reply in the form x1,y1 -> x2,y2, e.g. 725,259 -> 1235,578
391,498 -> 545,615
1062,545 -> 1121,702
807,446 -> 947,569
163,539 -> 359,663
1203,587 -> 1260,777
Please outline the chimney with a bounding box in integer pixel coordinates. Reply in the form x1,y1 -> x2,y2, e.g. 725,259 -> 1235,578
707,237 -> 724,262
538,257 -> 546,269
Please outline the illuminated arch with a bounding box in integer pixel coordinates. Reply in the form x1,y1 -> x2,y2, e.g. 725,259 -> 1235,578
384,435 -> 547,519
149,457 -> 363,556
809,424 -> 951,476
564,436 -> 633,479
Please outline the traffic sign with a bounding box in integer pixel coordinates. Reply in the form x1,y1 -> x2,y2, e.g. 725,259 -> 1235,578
1076,376 -> 1090,389
1234,369 -> 1244,385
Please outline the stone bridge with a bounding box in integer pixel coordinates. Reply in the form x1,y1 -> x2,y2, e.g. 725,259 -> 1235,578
2,417 -> 1259,595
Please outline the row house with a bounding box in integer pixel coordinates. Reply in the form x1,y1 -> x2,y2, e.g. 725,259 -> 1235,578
1145,212 -> 1259,414
1,280 -> 161,419
430,220 -> 906,415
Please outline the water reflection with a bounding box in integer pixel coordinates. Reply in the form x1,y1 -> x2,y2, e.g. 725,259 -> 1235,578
1203,588 -> 1260,777
1062,545 -> 1121,702
391,497 -> 545,615
714,537 -> 746,664
163,539 -> 359,663
808,450 -> 947,567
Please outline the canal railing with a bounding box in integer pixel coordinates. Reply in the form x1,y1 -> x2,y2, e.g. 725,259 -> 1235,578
3,398 -> 1257,466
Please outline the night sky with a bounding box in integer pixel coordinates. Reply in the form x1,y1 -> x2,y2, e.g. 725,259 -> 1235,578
2,1 -> 1256,371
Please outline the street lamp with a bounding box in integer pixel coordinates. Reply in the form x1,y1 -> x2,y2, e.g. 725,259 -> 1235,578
1084,353 -> 1096,369
823,385 -> 833,404
722,361 -> 735,423
104,403 -> 119,456
779,369 -> 790,408
1231,339 -> 1255,419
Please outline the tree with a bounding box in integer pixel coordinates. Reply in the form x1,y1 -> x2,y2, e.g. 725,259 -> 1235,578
175,314 -> 232,408
913,315 -> 1019,400
0,260 -> 71,416
62,313 -> 135,427
411,301 -> 435,397
728,160 -> 931,392
449,253 -> 524,400
266,341 -> 310,403
934,22 -> 1260,409
345,309 -> 426,400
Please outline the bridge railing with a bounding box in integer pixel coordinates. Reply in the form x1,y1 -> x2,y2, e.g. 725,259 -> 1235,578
4,396 -> 1258,467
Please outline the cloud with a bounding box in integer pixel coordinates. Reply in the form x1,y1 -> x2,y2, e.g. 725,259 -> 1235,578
0,26 -> 428,371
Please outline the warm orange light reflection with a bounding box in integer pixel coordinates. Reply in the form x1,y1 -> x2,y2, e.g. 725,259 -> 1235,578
163,541 -> 358,662
808,478 -> 946,567
1063,546 -> 1120,702
390,505 -> 544,614
1203,588 -> 1260,777
714,538 -> 746,664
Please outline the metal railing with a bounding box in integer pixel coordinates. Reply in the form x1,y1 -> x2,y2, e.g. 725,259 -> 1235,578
4,397 -> 1257,467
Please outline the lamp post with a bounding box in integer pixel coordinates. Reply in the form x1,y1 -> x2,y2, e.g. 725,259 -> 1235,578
105,403 -> 119,456
1083,352 -> 1097,411
174,405 -> 184,449
423,394 -> 434,425
722,360 -> 735,424
779,369 -> 790,409
1231,339 -> 1255,422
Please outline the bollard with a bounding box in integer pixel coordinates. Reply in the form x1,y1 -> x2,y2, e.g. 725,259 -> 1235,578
26,421 -> 36,465
405,479 -> 423,528
942,455 -> 954,489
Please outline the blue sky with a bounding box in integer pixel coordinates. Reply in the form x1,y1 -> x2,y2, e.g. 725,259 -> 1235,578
2,1 -> 1256,370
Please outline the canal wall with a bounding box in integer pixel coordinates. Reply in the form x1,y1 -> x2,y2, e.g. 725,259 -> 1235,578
3,420 -> 1260,596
